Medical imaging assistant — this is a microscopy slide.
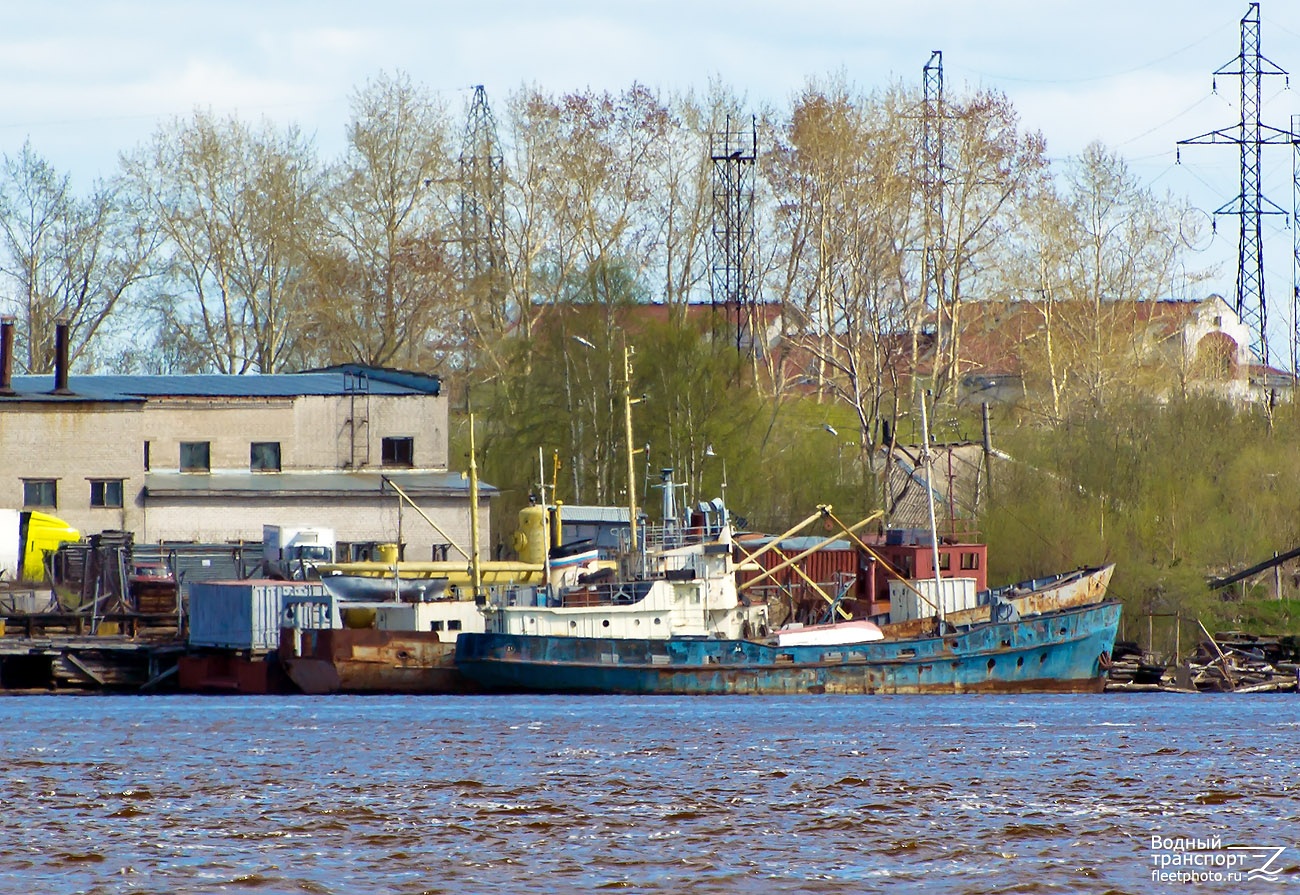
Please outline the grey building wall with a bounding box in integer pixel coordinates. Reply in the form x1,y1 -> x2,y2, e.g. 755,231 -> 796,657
0,377 -> 479,556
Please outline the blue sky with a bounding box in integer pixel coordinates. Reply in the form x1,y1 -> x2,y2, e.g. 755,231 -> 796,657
5,1 -> 1300,352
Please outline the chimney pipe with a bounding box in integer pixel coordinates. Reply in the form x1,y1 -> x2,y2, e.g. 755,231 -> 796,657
53,320 -> 71,395
0,317 -> 13,396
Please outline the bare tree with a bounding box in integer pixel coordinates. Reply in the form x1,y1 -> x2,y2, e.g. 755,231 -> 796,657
766,80 -> 919,482
929,91 -> 1047,404
0,141 -> 158,372
306,71 -> 460,370
1056,143 -> 1208,409
123,112 -> 322,373
503,86 -> 672,346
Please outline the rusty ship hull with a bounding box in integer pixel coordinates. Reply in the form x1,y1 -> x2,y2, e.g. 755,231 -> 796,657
279,628 -> 476,694
454,600 -> 1122,695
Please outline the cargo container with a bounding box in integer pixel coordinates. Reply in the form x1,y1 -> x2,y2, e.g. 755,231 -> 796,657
188,580 -> 331,651
887,576 -> 979,623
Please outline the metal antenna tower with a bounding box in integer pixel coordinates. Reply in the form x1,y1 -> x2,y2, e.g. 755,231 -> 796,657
458,85 -> 508,327
1178,3 -> 1290,366
921,50 -> 953,397
1293,113 -> 1300,383
922,50 -> 945,315
709,115 -> 758,354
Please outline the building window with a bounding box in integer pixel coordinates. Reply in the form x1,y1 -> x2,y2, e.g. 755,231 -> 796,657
338,541 -> 382,562
90,479 -> 124,508
960,552 -> 981,571
23,479 -> 57,508
250,442 -> 281,472
382,436 -> 414,467
180,441 -> 210,472
144,441 -> 151,471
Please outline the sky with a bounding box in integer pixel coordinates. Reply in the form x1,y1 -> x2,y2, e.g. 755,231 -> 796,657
5,0 -> 1300,361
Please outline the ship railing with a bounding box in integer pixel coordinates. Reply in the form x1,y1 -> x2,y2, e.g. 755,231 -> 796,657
558,580 -> 655,608
628,522 -> 717,553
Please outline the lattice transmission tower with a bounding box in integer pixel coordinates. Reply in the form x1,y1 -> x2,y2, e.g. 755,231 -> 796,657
1178,2 -> 1290,367
922,50 -> 945,316
921,50 -> 954,396
1293,113 -> 1300,383
709,115 -> 758,355
458,85 -> 508,329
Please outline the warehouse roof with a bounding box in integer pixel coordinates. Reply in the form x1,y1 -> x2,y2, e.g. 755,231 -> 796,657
1,364 -> 441,402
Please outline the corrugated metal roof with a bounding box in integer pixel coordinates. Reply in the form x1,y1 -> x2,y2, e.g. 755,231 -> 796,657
556,505 -> 631,523
2,364 -> 441,401
144,470 -> 495,497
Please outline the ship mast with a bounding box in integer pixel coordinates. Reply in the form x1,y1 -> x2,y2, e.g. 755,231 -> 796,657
538,447 -> 552,585
469,412 -> 483,600
918,391 -> 945,625
622,341 -> 640,555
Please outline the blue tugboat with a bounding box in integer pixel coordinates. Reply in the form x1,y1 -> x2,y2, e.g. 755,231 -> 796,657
455,599 -> 1120,695
454,491 -> 1121,695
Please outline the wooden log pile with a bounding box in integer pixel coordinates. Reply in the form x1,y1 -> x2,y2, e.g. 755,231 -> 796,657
1181,632 -> 1300,693
1106,631 -> 1300,693
1103,640 -> 1170,692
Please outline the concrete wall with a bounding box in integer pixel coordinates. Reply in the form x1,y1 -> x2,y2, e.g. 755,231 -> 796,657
140,393 -> 448,473
141,496 -> 491,563
0,399 -> 144,535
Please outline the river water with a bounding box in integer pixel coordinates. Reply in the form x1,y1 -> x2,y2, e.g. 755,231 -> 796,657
0,694 -> 1294,894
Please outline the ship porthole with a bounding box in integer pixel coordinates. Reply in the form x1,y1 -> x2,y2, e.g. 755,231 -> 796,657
1016,656 -> 1024,668
570,621 -> 577,629
634,619 -> 640,626
987,658 -> 996,670
654,618 -> 661,625
602,619 -> 611,628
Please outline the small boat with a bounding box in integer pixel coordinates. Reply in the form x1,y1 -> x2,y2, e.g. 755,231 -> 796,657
314,573 -> 450,603
776,619 -> 883,646
278,625 -> 470,695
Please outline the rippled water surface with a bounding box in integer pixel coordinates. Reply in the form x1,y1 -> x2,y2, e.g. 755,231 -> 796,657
0,694 -> 1296,893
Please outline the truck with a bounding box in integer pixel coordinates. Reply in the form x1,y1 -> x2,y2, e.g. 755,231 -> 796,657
0,510 -> 81,583
262,524 -> 336,580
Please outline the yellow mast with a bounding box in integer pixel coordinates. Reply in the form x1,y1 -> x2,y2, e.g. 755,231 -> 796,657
622,341 -> 639,553
469,412 -> 483,600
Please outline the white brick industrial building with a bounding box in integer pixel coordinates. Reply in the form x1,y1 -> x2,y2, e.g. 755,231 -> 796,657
0,323 -> 488,561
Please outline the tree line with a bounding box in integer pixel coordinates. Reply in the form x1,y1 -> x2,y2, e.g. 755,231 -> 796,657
9,67 -> 1269,618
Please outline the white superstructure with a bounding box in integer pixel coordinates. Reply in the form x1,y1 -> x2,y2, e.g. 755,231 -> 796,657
486,512 -> 768,641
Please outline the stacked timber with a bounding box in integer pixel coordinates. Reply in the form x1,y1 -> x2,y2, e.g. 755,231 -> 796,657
1106,630 -> 1300,693
1179,632 -> 1300,693
1104,640 -> 1170,692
